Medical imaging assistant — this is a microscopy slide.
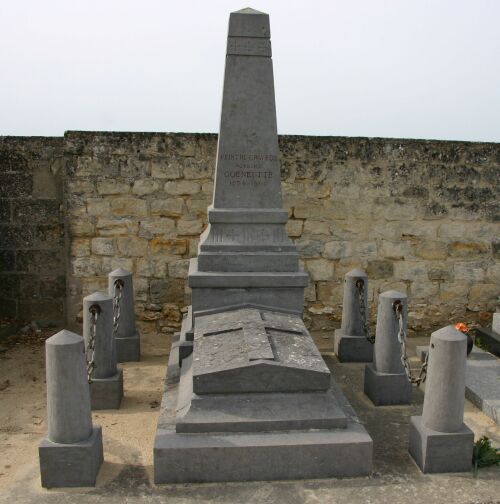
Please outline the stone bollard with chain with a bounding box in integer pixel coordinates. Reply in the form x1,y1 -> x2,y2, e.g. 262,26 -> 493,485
108,268 -> 140,362
83,292 -> 123,410
364,290 -> 412,406
39,330 -> 103,487
409,325 -> 474,473
334,268 -> 374,362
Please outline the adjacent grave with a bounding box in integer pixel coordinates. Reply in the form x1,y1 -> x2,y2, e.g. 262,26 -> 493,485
153,7 -> 373,483
475,313 -> 500,357
465,346 -> 500,425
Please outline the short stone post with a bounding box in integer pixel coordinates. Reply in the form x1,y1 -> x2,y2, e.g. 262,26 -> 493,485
334,268 -> 373,362
409,325 -> 474,473
84,292 -> 124,410
109,268 -> 140,362
364,290 -> 412,405
38,330 -> 103,488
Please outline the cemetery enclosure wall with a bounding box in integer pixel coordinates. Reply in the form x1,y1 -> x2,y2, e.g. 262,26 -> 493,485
2,131 -> 499,333
0,136 -> 66,324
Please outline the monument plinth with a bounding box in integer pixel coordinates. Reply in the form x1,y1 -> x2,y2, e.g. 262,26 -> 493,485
154,8 -> 373,483
188,7 -> 307,318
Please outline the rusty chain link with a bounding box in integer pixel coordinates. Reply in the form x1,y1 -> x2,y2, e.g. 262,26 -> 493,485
356,279 -> 375,344
86,304 -> 100,384
394,300 -> 428,387
112,279 -> 124,338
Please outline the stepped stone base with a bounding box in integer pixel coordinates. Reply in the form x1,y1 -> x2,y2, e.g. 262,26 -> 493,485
39,426 -> 103,488
408,416 -> 473,473
153,312 -> 373,483
189,258 -> 308,317
155,425 -> 372,483
334,330 -> 373,362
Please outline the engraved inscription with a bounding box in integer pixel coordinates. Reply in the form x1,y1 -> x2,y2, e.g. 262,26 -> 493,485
227,37 -> 271,57
219,152 -> 277,186
224,170 -> 272,187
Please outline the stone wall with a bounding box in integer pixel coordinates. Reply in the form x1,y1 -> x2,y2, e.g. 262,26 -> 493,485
0,137 -> 65,325
64,132 -> 214,332
63,132 -> 499,335
1,131 -> 499,334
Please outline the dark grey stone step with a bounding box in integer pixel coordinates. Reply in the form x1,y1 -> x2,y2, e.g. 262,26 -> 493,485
176,390 -> 348,433
197,251 -> 299,272
474,327 -> 500,357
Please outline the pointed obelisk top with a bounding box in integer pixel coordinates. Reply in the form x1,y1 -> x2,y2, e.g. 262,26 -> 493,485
229,7 -> 270,38
233,7 -> 265,14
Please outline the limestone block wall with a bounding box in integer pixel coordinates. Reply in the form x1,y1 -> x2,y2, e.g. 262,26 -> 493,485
64,132 -> 215,333
0,137 -> 65,324
63,132 -> 499,335
1,132 -> 498,333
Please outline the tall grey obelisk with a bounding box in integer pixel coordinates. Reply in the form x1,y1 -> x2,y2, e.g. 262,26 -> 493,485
188,8 -> 308,317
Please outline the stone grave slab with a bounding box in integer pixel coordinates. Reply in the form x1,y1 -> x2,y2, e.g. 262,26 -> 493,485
465,349 -> 500,425
154,307 -> 373,482
192,309 -> 330,394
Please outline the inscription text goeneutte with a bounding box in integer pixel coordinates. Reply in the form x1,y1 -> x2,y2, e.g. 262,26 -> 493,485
220,152 -> 276,187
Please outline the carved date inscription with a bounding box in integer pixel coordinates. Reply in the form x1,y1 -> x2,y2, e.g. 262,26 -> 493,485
219,152 -> 277,187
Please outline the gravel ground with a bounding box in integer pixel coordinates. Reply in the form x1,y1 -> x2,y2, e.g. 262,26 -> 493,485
0,328 -> 499,504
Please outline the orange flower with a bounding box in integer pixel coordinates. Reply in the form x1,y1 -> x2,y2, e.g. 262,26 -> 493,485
454,322 -> 469,333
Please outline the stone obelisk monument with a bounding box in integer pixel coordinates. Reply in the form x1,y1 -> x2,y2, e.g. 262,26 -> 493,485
188,7 -> 308,317
154,8 -> 373,483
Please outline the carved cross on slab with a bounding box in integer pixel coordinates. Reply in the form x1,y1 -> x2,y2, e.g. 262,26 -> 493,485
193,308 -> 331,395
202,309 -> 304,363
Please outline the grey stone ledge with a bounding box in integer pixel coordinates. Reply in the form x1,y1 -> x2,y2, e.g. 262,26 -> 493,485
188,258 -> 308,288
208,207 -> 288,223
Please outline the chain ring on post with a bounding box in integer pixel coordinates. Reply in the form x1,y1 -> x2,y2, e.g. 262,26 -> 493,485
394,300 -> 428,387
356,279 -> 375,344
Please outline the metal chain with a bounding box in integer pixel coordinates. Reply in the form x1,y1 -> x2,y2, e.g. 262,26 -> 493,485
356,279 -> 375,344
86,304 -> 100,384
112,279 -> 124,337
395,301 -> 428,386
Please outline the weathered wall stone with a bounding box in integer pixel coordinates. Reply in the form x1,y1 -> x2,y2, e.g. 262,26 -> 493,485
1,131 -> 499,335
0,137 -> 65,324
